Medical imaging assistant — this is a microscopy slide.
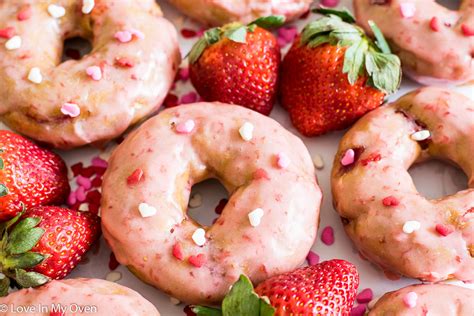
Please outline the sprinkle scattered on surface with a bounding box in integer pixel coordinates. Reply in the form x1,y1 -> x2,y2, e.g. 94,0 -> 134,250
192,228 -> 206,246
170,297 -> 181,305
356,288 -> 373,304
127,168 -> 144,186
114,30 -> 133,43
429,17 -> 440,32
61,102 -> 80,117
188,193 -> 203,208
403,220 -> 421,234
5,35 -> 22,50
399,2 -> 416,18
47,4 -> 66,18
461,24 -> 474,36
78,203 -> 89,212
350,304 -> 366,316
341,149 -> 355,166
86,66 -> 102,81
320,0 -> 340,7
138,202 -> 157,218
179,91 -> 198,104
239,122 -> 254,141
27,67 -> 43,84
312,154 -> 324,169
435,223 -> 454,236
172,243 -> 184,261
17,6 -> 32,21
175,119 -> 195,134
276,152 -> 290,169
105,271 -> 122,282
188,253 -> 206,268
321,226 -> 335,245
248,208 -> 264,227
0,27 -> 15,39
403,291 -> 418,308
306,250 -> 319,266
411,130 -> 430,141
82,0 -> 95,14
382,196 -> 400,207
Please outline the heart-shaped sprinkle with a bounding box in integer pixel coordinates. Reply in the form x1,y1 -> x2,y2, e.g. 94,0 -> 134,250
27,67 -> 43,84
276,152 -> 290,169
399,3 -> 416,18
248,208 -> 264,227
78,203 -> 89,212
0,27 -> 15,39
5,35 -> 22,50
461,24 -> 474,36
435,223 -> 454,236
382,196 -> 400,206
306,250 -> 319,266
138,202 -> 157,218
188,193 -> 203,208
188,253 -> 206,267
61,102 -> 81,117
114,30 -> 133,43
312,153 -> 324,169
47,4 -> 66,18
17,6 -> 32,21
86,65 -> 102,81
175,119 -> 195,134
403,220 -> 421,234
82,0 -> 95,14
105,271 -> 122,282
356,288 -> 373,304
403,291 -> 418,308
192,228 -> 206,246
321,226 -> 335,245
170,297 -> 180,305
239,122 -> 254,141
411,130 -> 430,141
341,149 -> 355,166
350,304 -> 366,316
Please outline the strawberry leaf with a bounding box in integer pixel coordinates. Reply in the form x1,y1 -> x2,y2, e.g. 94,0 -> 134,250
249,16 -> 285,29
314,8 -> 356,23
343,40 -> 368,85
365,51 -> 401,94
188,27 -> 222,64
3,252 -> 45,269
0,184 -> 8,197
14,269 -> 49,288
6,227 -> 44,255
8,217 -> 41,243
0,275 -> 10,297
368,20 -> 391,54
192,306 -> 223,316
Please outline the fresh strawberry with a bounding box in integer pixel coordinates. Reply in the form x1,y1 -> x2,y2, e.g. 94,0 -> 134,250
280,8 -> 401,136
0,130 -> 70,221
192,259 -> 359,316
188,16 -> 285,115
0,206 -> 100,295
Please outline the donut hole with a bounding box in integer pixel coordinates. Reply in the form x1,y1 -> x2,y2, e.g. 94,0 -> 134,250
435,0 -> 461,10
61,37 -> 93,62
409,159 -> 467,200
187,179 -> 229,226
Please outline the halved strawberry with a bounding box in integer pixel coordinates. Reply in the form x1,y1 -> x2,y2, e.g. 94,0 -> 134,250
0,131 -> 70,221
192,259 -> 359,315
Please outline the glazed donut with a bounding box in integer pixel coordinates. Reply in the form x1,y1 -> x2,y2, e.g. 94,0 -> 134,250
0,0 -> 180,149
331,87 -> 474,282
166,0 -> 312,26
0,278 -> 160,315
369,284 -> 474,315
101,103 -> 321,304
354,0 -> 474,85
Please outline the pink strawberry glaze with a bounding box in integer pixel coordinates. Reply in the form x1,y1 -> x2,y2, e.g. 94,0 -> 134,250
332,87 -> 474,283
0,278 -> 160,315
354,0 -> 474,84
369,284 -> 473,315
101,103 -> 322,304
0,0 -> 180,149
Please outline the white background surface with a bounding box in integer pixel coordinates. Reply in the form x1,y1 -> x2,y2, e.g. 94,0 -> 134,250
3,0 -> 474,314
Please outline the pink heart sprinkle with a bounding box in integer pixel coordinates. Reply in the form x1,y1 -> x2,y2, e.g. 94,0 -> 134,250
67,191 -> 77,206
175,119 -> 195,134
341,149 -> 355,166
306,251 -> 319,266
276,152 -> 290,169
76,186 -> 87,202
321,226 -> 334,245
435,224 -> 454,236
61,102 -> 80,117
91,156 -> 108,168
399,3 -> 416,18
320,0 -> 340,7
356,288 -> 373,304
350,304 -> 366,316
178,67 -> 190,81
403,291 -> 418,308
76,175 -> 92,190
114,30 -> 132,43
277,26 -> 298,45
179,91 -> 198,104
86,66 -> 102,81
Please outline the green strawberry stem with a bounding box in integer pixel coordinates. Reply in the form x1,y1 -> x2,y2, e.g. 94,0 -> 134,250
303,9 -> 401,94
0,210 -> 50,296
188,15 -> 285,64
192,275 -> 275,316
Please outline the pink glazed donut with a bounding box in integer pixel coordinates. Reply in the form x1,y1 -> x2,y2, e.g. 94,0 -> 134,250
0,0 -> 180,149
354,0 -> 474,85
332,87 -> 474,282
369,284 -> 474,315
166,0 -> 312,26
0,278 -> 160,315
101,103 -> 322,304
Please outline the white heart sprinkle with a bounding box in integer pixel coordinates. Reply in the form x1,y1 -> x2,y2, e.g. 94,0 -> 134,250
47,4 -> 66,18
169,297 -> 180,305
411,130 -> 430,141
60,102 -> 81,117
276,152 -> 290,169
188,193 -> 202,208
192,228 -> 206,246
82,0 -> 95,14
239,122 -> 254,141
248,208 -> 264,227
312,154 -> 324,169
5,36 -> 22,50
78,203 -> 89,212
403,220 -> 421,234
138,202 -> 157,218
105,271 -> 122,282
27,67 -> 43,84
